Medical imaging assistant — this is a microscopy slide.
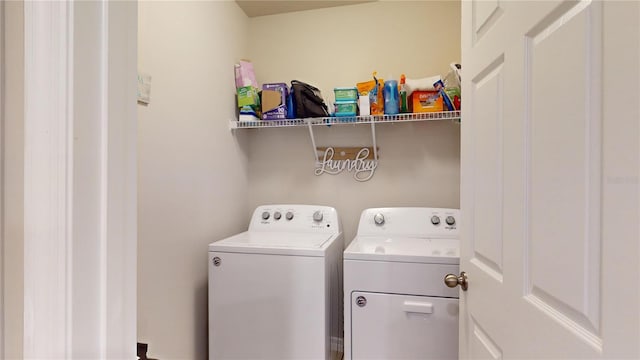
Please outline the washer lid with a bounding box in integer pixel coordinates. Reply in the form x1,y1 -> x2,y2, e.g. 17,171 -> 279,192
344,235 -> 459,264
209,231 -> 337,256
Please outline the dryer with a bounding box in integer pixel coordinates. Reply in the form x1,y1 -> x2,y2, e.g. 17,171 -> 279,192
209,204 -> 343,360
344,207 -> 460,359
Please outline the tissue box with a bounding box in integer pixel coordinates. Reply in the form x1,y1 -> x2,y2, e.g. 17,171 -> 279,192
234,60 -> 258,88
262,83 -> 288,120
237,86 -> 260,108
411,91 -> 443,113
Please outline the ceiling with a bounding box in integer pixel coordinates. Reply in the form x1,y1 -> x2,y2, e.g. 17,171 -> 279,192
236,0 -> 377,18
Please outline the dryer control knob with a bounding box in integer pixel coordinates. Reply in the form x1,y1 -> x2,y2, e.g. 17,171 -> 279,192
446,216 -> 456,226
274,211 -> 282,220
286,211 -> 294,220
313,211 -> 323,222
431,215 -> 441,225
261,211 -> 270,220
374,213 -> 385,225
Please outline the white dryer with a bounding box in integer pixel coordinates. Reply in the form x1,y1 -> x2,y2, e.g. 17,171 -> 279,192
208,204 -> 343,360
344,207 -> 460,360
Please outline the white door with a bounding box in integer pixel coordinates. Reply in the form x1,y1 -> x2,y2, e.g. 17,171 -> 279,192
460,1 -> 639,358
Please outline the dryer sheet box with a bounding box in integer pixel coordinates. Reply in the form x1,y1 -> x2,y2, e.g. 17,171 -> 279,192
262,83 -> 288,120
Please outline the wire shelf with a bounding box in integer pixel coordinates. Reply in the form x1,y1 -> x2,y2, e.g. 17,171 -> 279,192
229,111 -> 461,130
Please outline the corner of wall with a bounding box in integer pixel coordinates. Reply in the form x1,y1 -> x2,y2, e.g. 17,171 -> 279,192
2,1 -> 24,358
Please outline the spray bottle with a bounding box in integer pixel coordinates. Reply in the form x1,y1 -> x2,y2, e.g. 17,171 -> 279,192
399,74 -> 408,113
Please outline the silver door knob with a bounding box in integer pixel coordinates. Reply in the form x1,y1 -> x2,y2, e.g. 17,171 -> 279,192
444,272 -> 468,291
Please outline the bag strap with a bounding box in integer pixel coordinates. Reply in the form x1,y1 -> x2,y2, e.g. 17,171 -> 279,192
291,80 -> 321,93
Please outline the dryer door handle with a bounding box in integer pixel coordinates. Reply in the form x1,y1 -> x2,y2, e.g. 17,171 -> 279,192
402,301 -> 433,314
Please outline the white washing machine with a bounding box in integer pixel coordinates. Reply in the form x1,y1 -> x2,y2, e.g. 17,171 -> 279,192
343,207 -> 460,360
208,204 -> 343,360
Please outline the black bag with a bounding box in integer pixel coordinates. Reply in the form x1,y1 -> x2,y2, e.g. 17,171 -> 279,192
291,80 -> 329,118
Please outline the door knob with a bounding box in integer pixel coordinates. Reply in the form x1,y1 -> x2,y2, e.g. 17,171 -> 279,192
444,272 -> 468,291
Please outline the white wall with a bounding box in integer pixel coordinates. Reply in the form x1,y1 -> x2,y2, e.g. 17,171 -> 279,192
3,1 -> 24,358
247,1 -> 461,243
137,1 -> 250,358
249,0 -> 461,106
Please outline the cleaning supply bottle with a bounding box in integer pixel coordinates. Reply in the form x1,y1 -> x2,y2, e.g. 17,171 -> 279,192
399,74 -> 408,113
384,76 -> 399,115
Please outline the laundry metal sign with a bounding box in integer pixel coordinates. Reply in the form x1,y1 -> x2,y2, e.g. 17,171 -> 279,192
314,147 -> 378,182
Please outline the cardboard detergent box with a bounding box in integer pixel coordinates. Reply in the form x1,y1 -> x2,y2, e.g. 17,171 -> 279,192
411,90 -> 443,113
261,83 -> 288,120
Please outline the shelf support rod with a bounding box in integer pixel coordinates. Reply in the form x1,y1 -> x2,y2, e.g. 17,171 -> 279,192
370,119 -> 378,160
307,121 -> 319,163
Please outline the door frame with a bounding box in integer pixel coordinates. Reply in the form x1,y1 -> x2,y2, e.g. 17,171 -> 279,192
0,0 -> 5,356
23,1 -> 137,357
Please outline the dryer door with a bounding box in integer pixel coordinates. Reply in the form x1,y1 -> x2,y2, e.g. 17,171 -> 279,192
350,292 -> 458,359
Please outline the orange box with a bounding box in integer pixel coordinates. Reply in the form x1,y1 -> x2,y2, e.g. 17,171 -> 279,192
411,91 -> 443,112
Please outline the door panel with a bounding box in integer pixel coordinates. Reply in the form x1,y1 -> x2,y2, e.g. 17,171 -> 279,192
461,0 -> 640,358
471,55 -> 505,282
469,318 -> 502,360
472,0 -> 502,44
525,0 -> 601,337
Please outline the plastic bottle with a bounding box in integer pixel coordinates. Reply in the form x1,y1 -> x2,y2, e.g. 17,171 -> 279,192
383,77 -> 399,115
399,74 -> 408,113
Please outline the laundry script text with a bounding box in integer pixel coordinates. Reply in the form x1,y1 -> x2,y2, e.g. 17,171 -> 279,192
315,147 -> 378,182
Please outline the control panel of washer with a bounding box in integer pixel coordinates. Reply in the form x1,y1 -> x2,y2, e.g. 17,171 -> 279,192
357,207 -> 460,238
249,204 -> 341,234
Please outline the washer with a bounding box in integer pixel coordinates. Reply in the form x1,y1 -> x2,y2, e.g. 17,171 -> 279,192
344,207 -> 460,360
209,204 -> 343,360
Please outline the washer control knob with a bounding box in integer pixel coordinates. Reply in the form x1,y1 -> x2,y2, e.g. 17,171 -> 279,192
261,211 -> 270,220
286,211 -> 294,220
313,211 -> 324,222
374,213 -> 385,225
431,215 -> 441,225
446,216 -> 456,226
274,211 -> 282,220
